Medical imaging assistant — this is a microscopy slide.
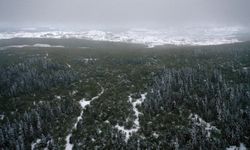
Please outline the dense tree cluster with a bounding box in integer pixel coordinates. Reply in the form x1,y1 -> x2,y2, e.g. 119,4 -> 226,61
0,98 -> 80,150
0,40 -> 250,149
141,67 -> 250,149
0,57 -> 78,97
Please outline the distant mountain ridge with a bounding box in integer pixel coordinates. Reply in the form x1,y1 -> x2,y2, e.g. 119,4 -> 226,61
0,26 -> 246,48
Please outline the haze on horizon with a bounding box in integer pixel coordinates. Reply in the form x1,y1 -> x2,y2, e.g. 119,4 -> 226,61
0,0 -> 250,30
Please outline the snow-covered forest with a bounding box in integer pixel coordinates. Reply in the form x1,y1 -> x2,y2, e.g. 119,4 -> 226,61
0,39 -> 249,149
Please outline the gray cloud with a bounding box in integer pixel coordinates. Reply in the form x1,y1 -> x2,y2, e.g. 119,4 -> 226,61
0,0 -> 250,29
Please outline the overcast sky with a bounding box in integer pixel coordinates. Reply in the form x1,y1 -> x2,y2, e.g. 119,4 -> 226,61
0,0 -> 250,29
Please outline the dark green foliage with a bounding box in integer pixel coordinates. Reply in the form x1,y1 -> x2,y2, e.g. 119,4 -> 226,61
0,57 -> 78,97
0,39 -> 250,149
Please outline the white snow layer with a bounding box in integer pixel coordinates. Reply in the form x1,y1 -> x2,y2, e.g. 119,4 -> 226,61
65,86 -> 104,150
0,43 -> 64,50
31,139 -> 41,150
65,133 -> 74,150
66,63 -> 71,68
0,26 -> 244,47
226,143 -> 247,150
0,114 -> 4,120
55,95 -> 61,99
189,113 -> 220,138
115,93 -> 147,142
31,138 -> 53,150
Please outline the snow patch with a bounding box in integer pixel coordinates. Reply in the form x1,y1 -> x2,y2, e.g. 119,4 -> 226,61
104,120 -> 110,124
189,113 -> 220,138
65,134 -> 73,150
0,43 -> 64,50
31,139 -> 41,150
55,95 -> 61,100
33,43 -> 64,48
66,63 -> 71,68
65,86 -> 104,150
79,98 -> 91,109
82,58 -> 97,63
0,45 -> 29,50
226,143 -> 247,150
70,90 -> 78,96
0,114 -> 4,120
115,93 -> 147,142
152,132 -> 159,138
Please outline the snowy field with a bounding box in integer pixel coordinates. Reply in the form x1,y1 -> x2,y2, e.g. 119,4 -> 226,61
0,26 -> 247,48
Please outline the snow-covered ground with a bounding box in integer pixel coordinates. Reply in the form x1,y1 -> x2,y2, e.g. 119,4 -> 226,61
0,26 -> 246,48
82,58 -> 97,64
31,139 -> 41,150
115,93 -> 147,142
189,113 -> 220,138
0,114 -> 4,120
0,43 -> 64,50
31,138 -> 53,150
226,143 -> 247,150
65,85 -> 104,150
66,63 -> 71,68
55,95 -> 61,100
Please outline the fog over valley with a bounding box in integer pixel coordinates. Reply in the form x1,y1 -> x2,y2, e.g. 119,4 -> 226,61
1,0 -> 250,46
1,0 -> 250,27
